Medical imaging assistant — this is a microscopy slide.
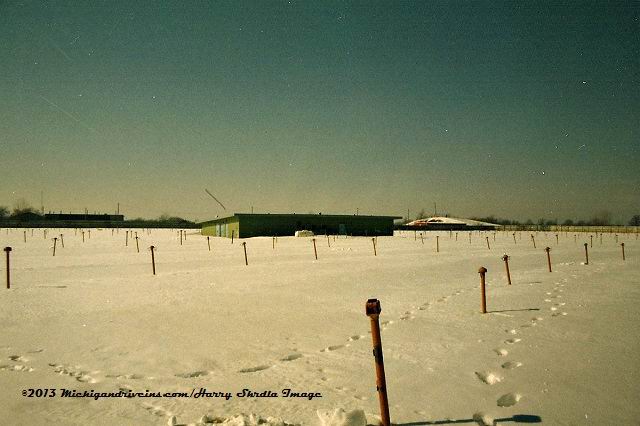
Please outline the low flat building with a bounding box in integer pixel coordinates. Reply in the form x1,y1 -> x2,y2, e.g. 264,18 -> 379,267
399,216 -> 499,231
200,213 -> 402,238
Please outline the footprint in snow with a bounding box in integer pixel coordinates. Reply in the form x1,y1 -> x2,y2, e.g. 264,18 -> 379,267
501,361 -> 523,370
0,364 -> 34,372
348,335 -> 365,342
238,365 -> 271,373
324,344 -> 346,352
494,349 -> 509,356
175,370 -> 208,378
280,353 -> 303,362
497,392 -> 522,407
9,355 -> 26,362
505,338 -> 521,344
475,371 -> 502,385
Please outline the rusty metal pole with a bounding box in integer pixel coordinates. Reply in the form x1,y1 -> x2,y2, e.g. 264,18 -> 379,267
479,267 -> 487,314
135,236 -> 139,253
584,243 -> 589,265
621,243 -> 625,261
545,247 -> 552,272
82,231 -> 85,243
372,238 -> 377,256
312,238 -> 318,260
180,230 -> 183,245
207,236 -> 211,251
150,245 -> 156,275
486,236 -> 490,250
502,255 -> 512,285
52,238 -> 57,256
365,299 -> 391,426
242,242 -> 248,265
125,231 -> 128,246
4,247 -> 11,289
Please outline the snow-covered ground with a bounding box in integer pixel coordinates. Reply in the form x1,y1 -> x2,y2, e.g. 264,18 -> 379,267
0,228 -> 638,425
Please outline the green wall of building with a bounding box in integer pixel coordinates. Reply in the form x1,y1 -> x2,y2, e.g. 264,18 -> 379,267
200,214 -> 400,238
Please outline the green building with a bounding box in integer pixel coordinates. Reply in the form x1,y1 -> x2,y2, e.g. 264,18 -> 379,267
200,213 -> 402,238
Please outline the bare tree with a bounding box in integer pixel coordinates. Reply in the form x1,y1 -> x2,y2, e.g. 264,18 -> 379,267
590,210 -> 612,226
12,198 -> 37,216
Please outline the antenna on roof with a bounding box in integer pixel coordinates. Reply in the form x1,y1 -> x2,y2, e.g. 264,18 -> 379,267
204,189 -> 227,211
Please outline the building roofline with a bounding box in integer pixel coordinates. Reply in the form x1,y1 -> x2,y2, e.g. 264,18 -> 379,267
198,213 -> 403,226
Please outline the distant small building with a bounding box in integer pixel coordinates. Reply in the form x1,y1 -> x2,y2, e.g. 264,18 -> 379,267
200,213 -> 402,238
399,216 -> 499,231
45,213 -> 124,222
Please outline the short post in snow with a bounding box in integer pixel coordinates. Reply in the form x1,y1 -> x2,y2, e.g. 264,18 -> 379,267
207,236 -> 211,251
584,243 -> 589,265
82,231 -> 85,243
242,242 -> 248,265
621,243 -> 625,261
312,238 -> 318,260
531,234 -> 536,249
372,238 -> 377,256
365,299 -> 391,426
513,233 -> 516,244
502,254 -> 512,285
486,236 -> 490,250
125,231 -> 128,246
231,230 -> 234,244
150,245 -> 156,275
420,233 -> 424,244
4,247 -> 11,289
545,247 -> 552,272
23,231 -> 26,243
135,236 -> 140,253
590,235 -> 593,248
555,234 -> 559,245
52,237 -> 58,256
60,234 -> 64,248
479,267 -> 488,314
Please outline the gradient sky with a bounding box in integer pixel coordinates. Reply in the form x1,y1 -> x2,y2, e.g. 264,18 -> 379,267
1,1 -> 638,223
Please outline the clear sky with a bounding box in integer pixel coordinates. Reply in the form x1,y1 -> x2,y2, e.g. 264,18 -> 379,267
1,1 -> 638,223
